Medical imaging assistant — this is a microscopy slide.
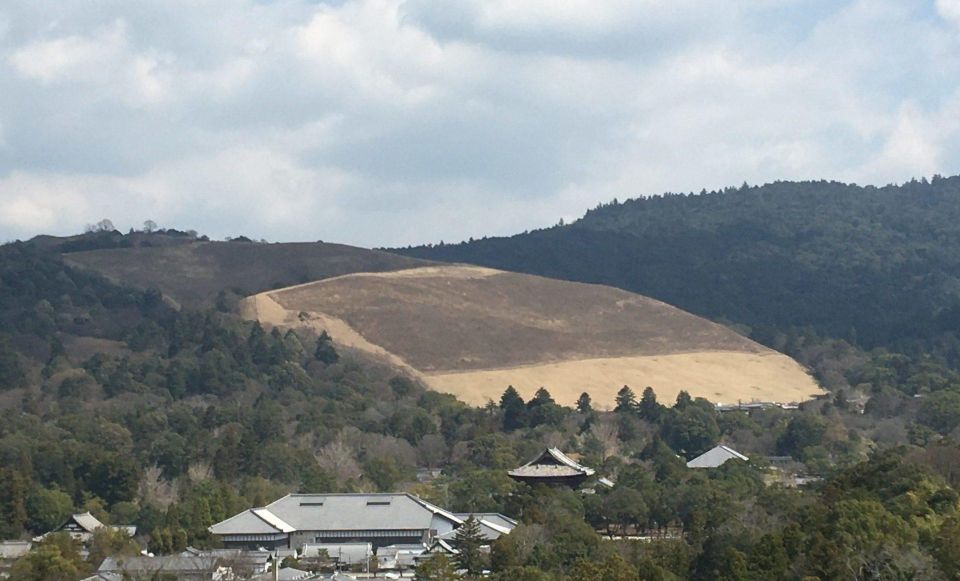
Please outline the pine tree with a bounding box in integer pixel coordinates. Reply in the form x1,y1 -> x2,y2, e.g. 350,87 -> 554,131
499,386 -> 526,431
454,516 -> 485,575
615,385 -> 637,413
314,331 -> 339,365
576,392 -> 593,414
639,386 -> 661,421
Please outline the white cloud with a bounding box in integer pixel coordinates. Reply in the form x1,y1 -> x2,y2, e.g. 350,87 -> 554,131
1,0 -> 960,245
937,0 -> 960,27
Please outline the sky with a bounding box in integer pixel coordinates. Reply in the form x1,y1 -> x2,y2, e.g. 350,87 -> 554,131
1,0 -> 960,247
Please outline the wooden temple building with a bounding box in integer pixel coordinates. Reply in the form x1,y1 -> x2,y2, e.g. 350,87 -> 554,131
508,447 -> 596,487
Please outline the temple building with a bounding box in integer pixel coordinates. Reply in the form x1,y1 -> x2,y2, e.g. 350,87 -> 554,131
508,447 -> 596,487
208,493 -> 515,551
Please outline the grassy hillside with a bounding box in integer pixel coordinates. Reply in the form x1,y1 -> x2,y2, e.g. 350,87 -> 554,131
248,265 -> 821,406
394,176 -> 960,360
64,238 -> 430,309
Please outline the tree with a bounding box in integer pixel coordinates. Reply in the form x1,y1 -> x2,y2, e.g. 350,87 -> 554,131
87,527 -> 140,568
639,386 -> 662,421
0,467 -> 28,538
0,336 -> 25,390
576,392 -> 593,414
674,390 -> 692,410
363,456 -> 405,491
143,219 -> 158,233
314,331 -> 339,365
918,390 -> 960,434
526,388 -> 564,427
777,414 -> 827,459
415,553 -> 460,581
26,488 -> 74,534
454,516 -> 485,575
614,385 -> 637,413
661,406 -> 720,456
499,386 -> 526,431
94,218 -> 115,232
9,542 -> 82,581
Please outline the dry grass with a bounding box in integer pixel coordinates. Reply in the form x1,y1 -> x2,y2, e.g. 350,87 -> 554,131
65,241 -> 429,308
248,265 -> 823,406
425,351 -> 821,408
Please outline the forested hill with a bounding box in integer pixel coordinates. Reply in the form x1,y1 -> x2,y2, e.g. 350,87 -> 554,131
395,175 -> 960,357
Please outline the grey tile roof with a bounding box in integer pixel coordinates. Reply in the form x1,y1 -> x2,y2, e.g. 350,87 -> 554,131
211,493 -> 463,536
686,445 -> 749,468
0,541 -> 31,559
99,555 -> 223,574
453,513 -> 518,530
508,447 -> 596,478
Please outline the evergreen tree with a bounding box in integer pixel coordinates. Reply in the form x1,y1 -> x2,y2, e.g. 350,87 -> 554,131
526,387 -> 564,427
674,390 -> 693,410
639,386 -> 661,421
499,386 -> 526,431
314,331 -> 340,365
454,516 -> 485,576
615,385 -> 637,413
576,392 -> 593,414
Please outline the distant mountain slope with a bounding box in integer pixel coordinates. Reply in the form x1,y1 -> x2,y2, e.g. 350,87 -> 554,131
244,265 -> 822,406
64,240 -> 430,309
394,176 -> 960,355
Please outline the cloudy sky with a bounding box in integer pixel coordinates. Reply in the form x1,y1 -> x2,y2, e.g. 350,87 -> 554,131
1,0 -> 960,246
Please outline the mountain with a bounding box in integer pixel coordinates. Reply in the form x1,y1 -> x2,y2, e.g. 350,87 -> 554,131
394,176 -> 960,362
241,264 -> 820,406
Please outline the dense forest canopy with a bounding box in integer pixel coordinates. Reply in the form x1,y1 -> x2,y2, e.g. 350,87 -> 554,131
396,175 -> 960,360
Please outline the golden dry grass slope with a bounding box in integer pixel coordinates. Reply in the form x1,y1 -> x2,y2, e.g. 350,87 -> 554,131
243,265 -> 824,407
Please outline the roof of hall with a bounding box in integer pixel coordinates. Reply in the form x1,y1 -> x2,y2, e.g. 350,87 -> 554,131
508,447 -> 596,478
210,493 -> 463,536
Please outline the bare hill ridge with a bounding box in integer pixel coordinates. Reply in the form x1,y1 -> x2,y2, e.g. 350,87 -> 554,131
63,240 -> 430,308
245,265 -> 823,407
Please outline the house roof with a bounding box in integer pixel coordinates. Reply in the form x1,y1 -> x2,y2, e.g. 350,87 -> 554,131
99,555 -> 222,574
508,447 -> 596,479
453,513 -> 518,531
35,513 -> 135,542
686,445 -> 749,469
0,541 -> 31,559
180,547 -> 272,565
438,515 -> 515,541
252,566 -> 312,581
210,493 -> 463,536
423,538 -> 458,555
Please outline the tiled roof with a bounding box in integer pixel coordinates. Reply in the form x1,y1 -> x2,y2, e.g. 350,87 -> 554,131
210,493 -> 463,536
508,447 -> 596,478
686,445 -> 749,468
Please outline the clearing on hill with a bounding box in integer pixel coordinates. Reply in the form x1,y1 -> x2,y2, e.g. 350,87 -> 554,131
243,265 -> 823,407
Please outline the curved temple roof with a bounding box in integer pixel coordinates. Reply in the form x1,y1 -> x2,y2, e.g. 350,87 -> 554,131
508,447 -> 596,479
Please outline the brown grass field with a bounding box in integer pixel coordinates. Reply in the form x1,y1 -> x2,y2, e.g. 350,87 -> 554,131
247,265 -> 823,407
65,241 -> 429,308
